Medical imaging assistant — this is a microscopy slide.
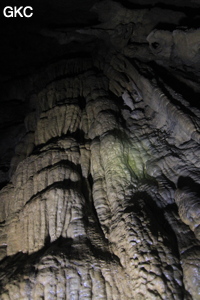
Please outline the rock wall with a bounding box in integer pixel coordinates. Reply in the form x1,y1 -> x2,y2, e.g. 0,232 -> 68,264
1,1 -> 200,299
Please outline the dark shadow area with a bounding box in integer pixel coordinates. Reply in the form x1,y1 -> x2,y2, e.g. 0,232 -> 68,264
81,175 -> 109,239
177,176 -> 200,196
148,62 -> 200,111
26,178 -> 82,205
31,128 -> 88,155
0,236 -> 73,290
85,237 -> 122,264
115,0 -> 200,14
0,100 -> 28,129
0,181 -> 9,190
34,159 -> 82,178
152,22 -> 178,31
124,191 -> 180,256
108,90 -> 125,108
108,90 -> 130,129
0,234 -> 120,291
50,97 -> 87,110
0,0 -> 99,62
179,16 -> 200,29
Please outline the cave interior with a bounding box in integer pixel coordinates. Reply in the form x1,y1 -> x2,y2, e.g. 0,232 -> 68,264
1,0 -> 200,299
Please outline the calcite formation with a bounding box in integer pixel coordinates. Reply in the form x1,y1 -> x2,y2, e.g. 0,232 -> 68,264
1,0 -> 200,299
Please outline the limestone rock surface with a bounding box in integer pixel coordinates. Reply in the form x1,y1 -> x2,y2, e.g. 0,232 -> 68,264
1,0 -> 200,299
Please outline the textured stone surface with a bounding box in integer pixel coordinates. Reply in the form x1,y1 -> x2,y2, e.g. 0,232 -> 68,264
1,0 -> 200,299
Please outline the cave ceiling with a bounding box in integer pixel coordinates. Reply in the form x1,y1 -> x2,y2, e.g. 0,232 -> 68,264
0,0 -> 200,82
1,0 -> 200,299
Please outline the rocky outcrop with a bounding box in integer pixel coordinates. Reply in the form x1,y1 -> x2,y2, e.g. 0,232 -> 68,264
1,0 -> 200,299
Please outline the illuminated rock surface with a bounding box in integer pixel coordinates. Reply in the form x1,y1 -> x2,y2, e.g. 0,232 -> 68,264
1,0 -> 200,299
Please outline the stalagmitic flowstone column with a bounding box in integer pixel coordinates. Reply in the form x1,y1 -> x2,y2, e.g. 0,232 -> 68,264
1,19 -> 200,298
